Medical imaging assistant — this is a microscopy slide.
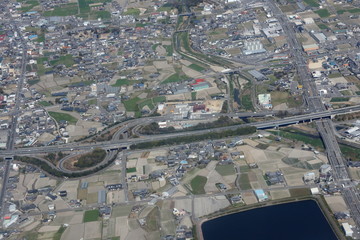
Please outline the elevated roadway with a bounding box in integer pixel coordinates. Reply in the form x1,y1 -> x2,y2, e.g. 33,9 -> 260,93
1,105 -> 359,157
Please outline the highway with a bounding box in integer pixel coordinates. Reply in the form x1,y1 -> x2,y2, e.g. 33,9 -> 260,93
267,1 -> 360,231
1,105 -> 360,158
266,0 -> 360,232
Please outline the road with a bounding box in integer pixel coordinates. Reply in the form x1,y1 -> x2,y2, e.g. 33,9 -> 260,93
1,104 -> 358,157
0,19 -> 28,226
266,0 -> 360,232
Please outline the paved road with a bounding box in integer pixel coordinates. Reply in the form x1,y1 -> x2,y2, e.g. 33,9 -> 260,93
1,105 -> 360,158
0,20 -> 28,226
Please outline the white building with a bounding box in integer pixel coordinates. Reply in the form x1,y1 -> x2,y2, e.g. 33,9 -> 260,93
258,94 -> 272,109
243,40 -> 266,55
304,172 -> 316,182
342,223 -> 353,237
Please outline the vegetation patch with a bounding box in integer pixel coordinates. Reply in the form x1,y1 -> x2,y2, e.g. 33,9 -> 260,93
315,9 -> 331,18
112,79 -> 132,87
48,111 -> 78,125
163,44 -> 174,56
337,8 -> 360,14
50,54 -> 75,67
83,209 -> 100,222
239,173 -> 251,190
330,97 -> 349,102
28,79 -> 40,85
45,152 -> 67,165
43,3 -> 78,16
140,116 -> 243,135
145,207 -> 160,231
74,149 -> 106,168
90,10 -> 111,19
303,0 -> 319,7
188,63 -> 206,72
123,8 -> 140,16
15,155 -> 117,178
215,165 -> 235,176
190,175 -> 207,194
131,126 -> 257,149
274,128 -> 325,150
191,91 -> 197,100
126,167 -> 137,173
241,95 -> 254,111
317,24 -> 329,30
53,226 -> 67,240
340,144 -> 360,161
20,0 -> 39,12
161,72 -> 188,84
328,72 -> 342,78
38,101 -> 53,107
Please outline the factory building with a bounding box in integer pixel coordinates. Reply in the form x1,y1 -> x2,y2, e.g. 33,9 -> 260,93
342,223 -> 353,237
243,40 -> 266,55
254,189 -> 268,202
258,94 -> 272,109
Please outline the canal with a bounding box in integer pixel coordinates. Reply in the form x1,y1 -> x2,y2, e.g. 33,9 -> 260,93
201,200 -> 338,240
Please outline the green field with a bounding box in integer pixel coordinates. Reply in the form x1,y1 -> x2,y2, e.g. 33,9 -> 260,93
328,72 -> 342,78
340,144 -> 360,161
337,8 -> 360,14
153,96 -> 166,103
190,175 -> 207,194
138,99 -> 154,111
48,111 -> 78,125
78,0 -> 90,13
28,79 -> 40,85
271,91 -> 301,108
241,95 -> 254,111
239,173 -> 251,190
123,97 -> 141,112
276,129 -> 325,150
123,8 -> 140,16
240,165 -> 250,173
303,0 -> 319,7
38,101 -> 53,107
330,97 -> 349,102
317,24 -> 329,30
123,96 -> 166,116
188,63 -> 206,72
161,73 -> 188,84
112,79 -> 132,87
215,165 -> 235,176
43,3 -> 78,16
315,9 -> 330,18
83,210 -> 99,222
50,55 -> 75,67
90,10 -> 111,19
163,44 -> 173,56
53,226 -> 66,240
191,92 -> 196,100
126,167 -> 136,173
20,0 -> 39,12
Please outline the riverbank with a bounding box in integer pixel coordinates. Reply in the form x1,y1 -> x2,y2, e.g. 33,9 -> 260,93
196,195 -> 346,240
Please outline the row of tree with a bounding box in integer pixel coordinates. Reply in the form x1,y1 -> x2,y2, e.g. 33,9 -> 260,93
15,152 -> 116,178
140,116 -> 242,135
131,126 -> 257,149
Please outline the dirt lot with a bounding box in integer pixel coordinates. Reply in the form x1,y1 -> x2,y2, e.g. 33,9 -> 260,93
325,195 -> 348,213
